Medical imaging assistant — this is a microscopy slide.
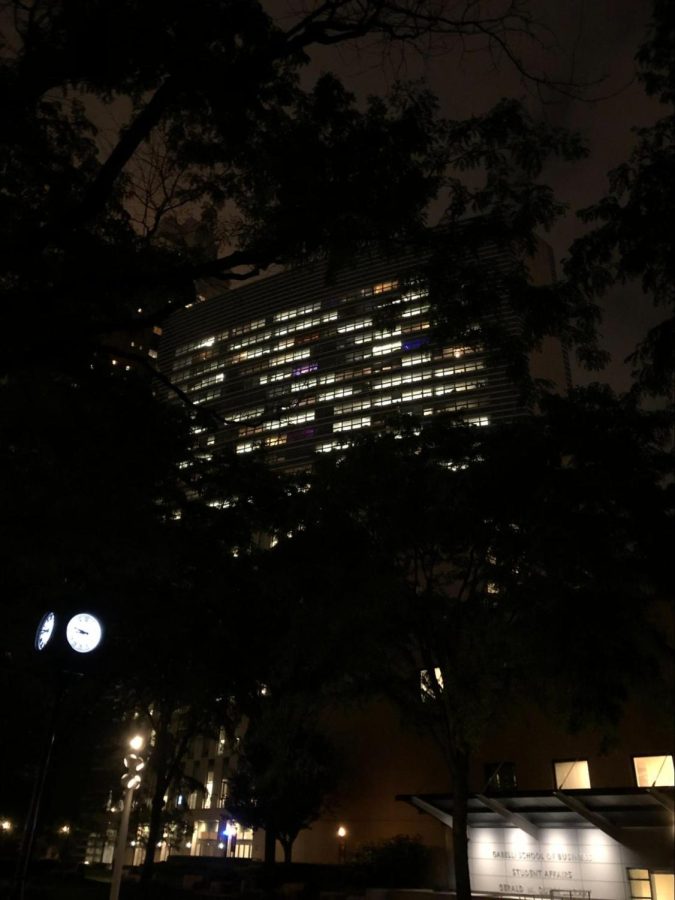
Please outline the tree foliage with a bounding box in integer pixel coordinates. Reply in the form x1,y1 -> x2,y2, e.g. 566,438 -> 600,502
0,0 -> 598,377
566,0 -> 675,396
0,0 -> 641,883
227,700 -> 340,864
296,387 -> 672,899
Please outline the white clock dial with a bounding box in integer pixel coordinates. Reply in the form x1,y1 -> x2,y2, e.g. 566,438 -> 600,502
66,613 -> 103,654
35,612 -> 56,651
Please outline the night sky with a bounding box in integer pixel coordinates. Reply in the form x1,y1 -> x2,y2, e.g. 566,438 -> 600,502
271,0 -> 664,391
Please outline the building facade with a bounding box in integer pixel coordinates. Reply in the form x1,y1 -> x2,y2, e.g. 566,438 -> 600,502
158,238 -> 569,469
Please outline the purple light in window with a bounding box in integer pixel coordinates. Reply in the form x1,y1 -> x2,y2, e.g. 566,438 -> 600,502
292,362 -> 319,377
403,336 -> 429,352
288,427 -> 316,441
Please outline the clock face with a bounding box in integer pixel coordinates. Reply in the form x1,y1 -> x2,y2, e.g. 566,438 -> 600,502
66,613 -> 103,654
35,612 -> 56,651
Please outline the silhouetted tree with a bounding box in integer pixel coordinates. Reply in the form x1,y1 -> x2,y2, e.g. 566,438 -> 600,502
566,0 -> 675,397
0,0 -> 598,378
298,387 -> 672,900
227,702 -> 340,864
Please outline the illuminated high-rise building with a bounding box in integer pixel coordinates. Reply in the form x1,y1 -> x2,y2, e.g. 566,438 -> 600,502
158,238 -> 569,468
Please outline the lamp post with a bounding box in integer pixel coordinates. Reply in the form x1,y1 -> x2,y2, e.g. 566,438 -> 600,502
110,736 -> 145,900
337,825 -> 347,864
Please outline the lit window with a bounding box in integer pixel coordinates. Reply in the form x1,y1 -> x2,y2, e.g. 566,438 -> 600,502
317,439 -> 352,453
373,375 -> 400,390
228,407 -> 264,422
401,303 -> 431,318
465,415 -> 490,427
261,411 -> 315,434
204,771 -> 214,809
337,318 -> 372,334
261,369 -> 293,383
319,387 -> 353,402
372,340 -> 401,356
402,351 -> 431,368
273,338 -> 296,351
293,362 -> 319,378
192,387 -> 221,404
230,318 -> 266,337
335,399 -> 371,414
401,386 -> 434,402
420,667 -> 444,700
229,329 -> 272,350
627,870 -> 652,900
236,442 -> 255,454
373,328 -> 402,340
291,377 -> 318,392
187,373 -> 225,392
633,755 -> 674,787
369,280 -> 399,295
333,416 -> 371,432
274,302 -> 321,322
373,395 -> 395,407
228,345 -> 271,363
554,760 -> 591,789
434,361 -> 484,377
265,434 -> 287,447
442,344 -> 483,359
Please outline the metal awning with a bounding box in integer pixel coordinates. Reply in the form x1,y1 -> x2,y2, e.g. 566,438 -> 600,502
398,787 -> 675,834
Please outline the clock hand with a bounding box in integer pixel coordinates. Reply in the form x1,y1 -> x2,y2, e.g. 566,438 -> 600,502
77,628 -> 89,634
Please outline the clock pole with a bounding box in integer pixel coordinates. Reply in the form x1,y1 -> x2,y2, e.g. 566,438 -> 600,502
10,673 -> 69,900
12,611 -> 105,900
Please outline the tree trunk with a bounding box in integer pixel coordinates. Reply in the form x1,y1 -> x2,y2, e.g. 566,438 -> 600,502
140,790 -> 166,882
264,826 -> 277,866
281,838 -> 293,864
451,750 -> 472,900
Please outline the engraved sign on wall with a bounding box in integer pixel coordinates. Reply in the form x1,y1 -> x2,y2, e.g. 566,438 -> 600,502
468,828 -> 632,900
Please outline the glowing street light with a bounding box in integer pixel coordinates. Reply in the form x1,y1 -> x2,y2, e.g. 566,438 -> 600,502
337,825 -> 347,863
110,736 -> 146,900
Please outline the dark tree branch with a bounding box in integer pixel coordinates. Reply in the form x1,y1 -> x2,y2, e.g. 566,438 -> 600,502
39,77 -> 179,246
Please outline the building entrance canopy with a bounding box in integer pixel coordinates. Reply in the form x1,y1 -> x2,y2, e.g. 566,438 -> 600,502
399,788 -> 674,900
398,787 -> 675,836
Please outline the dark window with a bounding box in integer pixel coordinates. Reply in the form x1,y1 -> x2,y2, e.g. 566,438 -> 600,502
484,761 -> 517,792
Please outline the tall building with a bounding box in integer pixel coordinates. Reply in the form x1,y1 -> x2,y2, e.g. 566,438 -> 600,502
158,236 -> 569,469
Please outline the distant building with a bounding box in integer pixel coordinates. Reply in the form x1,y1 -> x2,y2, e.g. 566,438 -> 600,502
158,235 -> 570,470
